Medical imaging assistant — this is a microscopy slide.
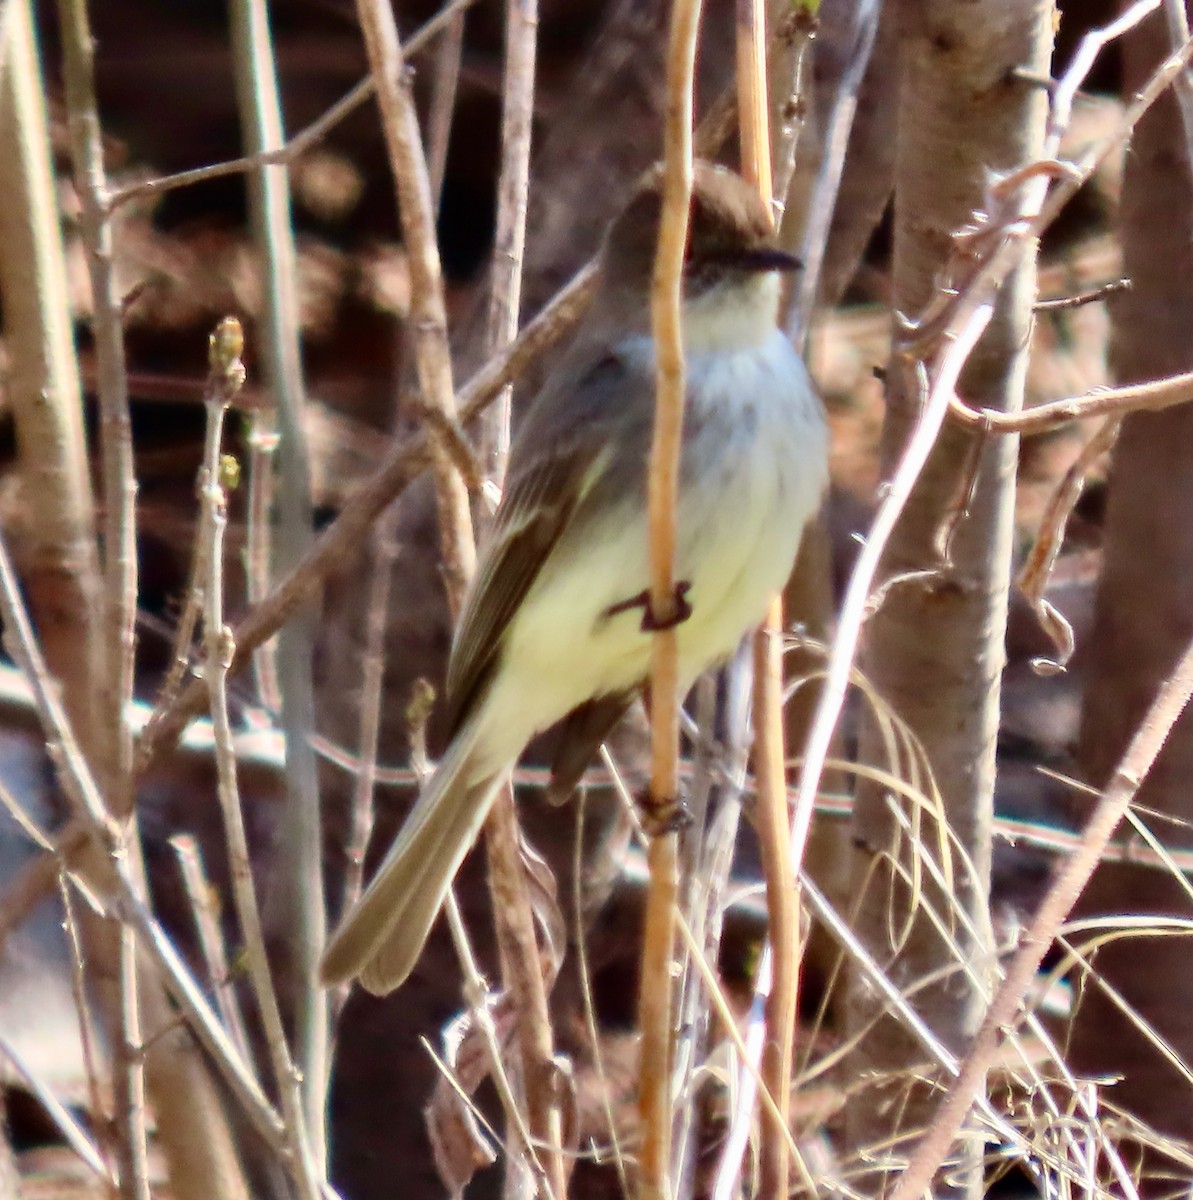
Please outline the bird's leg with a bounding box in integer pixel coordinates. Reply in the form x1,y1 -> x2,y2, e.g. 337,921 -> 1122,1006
604,580 -> 693,631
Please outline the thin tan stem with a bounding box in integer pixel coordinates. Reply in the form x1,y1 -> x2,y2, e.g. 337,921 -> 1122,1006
58,878 -> 114,1182
736,5 -> 796,1193
752,604 -> 798,1200
639,3 -> 703,1197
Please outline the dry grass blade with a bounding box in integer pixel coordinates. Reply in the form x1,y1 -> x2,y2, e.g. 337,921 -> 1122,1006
891,628 -> 1193,1200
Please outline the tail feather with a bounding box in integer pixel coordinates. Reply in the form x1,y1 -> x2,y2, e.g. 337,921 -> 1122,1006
320,716 -> 504,994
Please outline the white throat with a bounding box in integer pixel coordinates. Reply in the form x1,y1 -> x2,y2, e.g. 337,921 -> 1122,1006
682,272 -> 782,355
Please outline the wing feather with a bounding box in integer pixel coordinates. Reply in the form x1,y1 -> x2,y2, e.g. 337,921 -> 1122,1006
444,349 -> 636,733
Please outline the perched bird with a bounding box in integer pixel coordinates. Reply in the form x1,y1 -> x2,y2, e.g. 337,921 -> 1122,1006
320,162 -> 830,995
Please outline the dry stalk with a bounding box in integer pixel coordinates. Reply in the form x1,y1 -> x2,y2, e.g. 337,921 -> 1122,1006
571,793 -> 632,1193
638,3 -> 703,1197
244,412 -> 281,711
440,893 -> 544,1183
1016,415 -> 1121,672
339,519 -> 397,931
751,603 -> 798,1200
769,3 -> 817,225
48,9 -> 254,1196
334,0 -> 467,1028
147,522 -> 209,724
58,878 -> 114,1181
1163,0 -> 1193,176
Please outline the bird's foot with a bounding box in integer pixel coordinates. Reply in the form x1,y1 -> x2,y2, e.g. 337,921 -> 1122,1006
605,581 -> 693,632
635,787 -> 692,837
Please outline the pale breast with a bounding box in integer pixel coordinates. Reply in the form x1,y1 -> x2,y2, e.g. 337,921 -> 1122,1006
492,330 -> 828,754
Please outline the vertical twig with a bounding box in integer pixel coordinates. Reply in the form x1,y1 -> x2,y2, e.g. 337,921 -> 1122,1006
353,8 -> 565,1193
785,0 -> 882,345
49,9 -> 257,1200
198,320 -> 324,1200
482,0 -> 538,483
1163,0 -> 1193,177
736,6 -> 798,1195
228,0 -> 328,1158
340,2 -> 468,1008
58,877 -> 114,1181
770,5 -> 817,225
354,0 -> 477,609
639,2 -> 703,1196
750,607 -> 798,1200
339,524 -> 397,931
54,0 -> 136,816
473,2 -> 566,1198
244,412 -> 281,713
426,10 -> 467,207
169,835 -> 253,1061
118,924 -> 152,1200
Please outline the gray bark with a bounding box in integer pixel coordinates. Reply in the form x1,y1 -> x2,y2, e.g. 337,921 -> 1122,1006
845,2 -> 1051,1195
1069,7 -> 1193,1176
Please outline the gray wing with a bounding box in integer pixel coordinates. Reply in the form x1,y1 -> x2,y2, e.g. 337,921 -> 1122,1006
444,347 -> 649,735
544,692 -> 635,805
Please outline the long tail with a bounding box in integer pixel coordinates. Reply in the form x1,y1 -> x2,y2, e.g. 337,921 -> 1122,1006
320,714 -> 504,995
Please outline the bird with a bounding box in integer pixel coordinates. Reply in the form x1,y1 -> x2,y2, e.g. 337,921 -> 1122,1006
320,161 -> 830,995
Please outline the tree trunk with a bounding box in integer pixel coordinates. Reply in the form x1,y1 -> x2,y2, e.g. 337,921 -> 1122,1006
845,2 -> 1050,1195
1068,6 -> 1193,1177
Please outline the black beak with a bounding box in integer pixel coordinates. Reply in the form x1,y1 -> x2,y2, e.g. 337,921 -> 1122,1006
732,246 -> 802,274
